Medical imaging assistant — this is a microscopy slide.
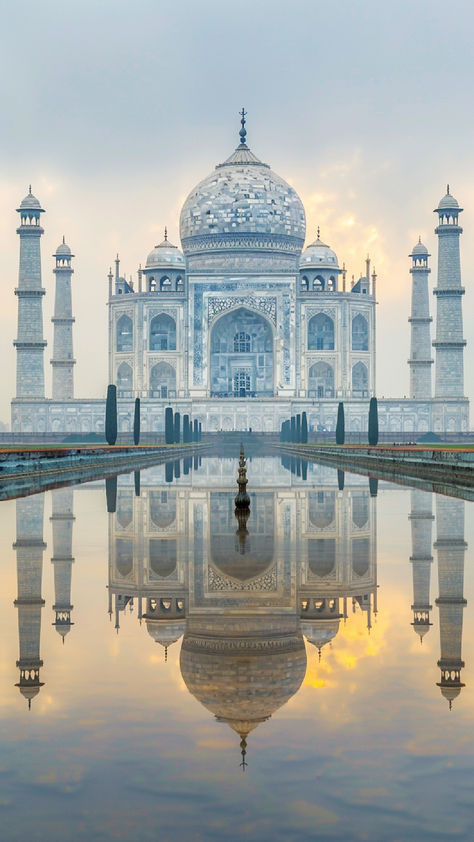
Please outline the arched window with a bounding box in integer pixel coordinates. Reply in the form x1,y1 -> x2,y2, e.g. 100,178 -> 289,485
352,314 -> 369,351
301,276 -> 309,291
308,313 -> 334,350
117,492 -> 133,528
150,361 -> 176,398
308,538 -> 336,577
308,491 -> 336,528
352,361 -> 368,396
150,314 -> 176,351
160,276 -> 171,291
149,277 -> 157,292
313,276 -> 324,291
116,315 -> 133,352
117,362 -> 133,396
308,361 -> 334,397
352,493 -> 369,528
353,537 -> 370,577
149,490 -> 176,528
149,539 -> 177,578
176,276 -> 184,291
327,276 -> 336,291
233,331 -> 251,352
116,539 -> 133,577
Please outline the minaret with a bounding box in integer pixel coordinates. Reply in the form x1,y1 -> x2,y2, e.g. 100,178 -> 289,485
409,489 -> 433,641
13,187 -> 47,398
434,496 -> 467,708
51,238 -> 75,399
50,488 -> 75,641
13,496 -> 46,709
408,239 -> 433,398
433,187 -> 466,398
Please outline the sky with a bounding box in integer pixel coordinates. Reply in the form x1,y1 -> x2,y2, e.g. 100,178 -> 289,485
1,0 -> 474,423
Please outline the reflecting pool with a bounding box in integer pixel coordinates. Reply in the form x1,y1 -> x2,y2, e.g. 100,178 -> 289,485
1,455 -> 474,841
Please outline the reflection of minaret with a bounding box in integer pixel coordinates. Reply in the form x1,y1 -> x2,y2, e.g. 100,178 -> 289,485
434,497 -> 467,708
50,489 -> 75,641
13,496 -> 46,708
409,490 -> 434,642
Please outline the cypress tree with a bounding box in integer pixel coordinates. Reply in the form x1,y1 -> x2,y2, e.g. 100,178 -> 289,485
133,398 -> 140,446
134,470 -> 141,497
183,414 -> 190,443
336,402 -> 345,445
198,422 -> 202,441
296,414 -> 301,443
174,412 -> 181,444
290,416 -> 296,442
301,412 -> 308,444
194,419 -> 199,441
369,476 -> 379,497
280,422 -> 284,442
165,407 -> 174,444
105,475 -> 117,513
368,397 -> 379,446
105,385 -> 117,446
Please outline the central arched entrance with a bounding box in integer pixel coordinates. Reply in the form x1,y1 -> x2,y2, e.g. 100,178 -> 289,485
210,307 -> 274,397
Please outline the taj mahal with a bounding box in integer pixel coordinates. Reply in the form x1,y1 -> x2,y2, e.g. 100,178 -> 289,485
11,111 -> 469,434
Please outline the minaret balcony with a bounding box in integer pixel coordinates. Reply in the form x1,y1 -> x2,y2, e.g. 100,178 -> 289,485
432,340 -> 466,349
13,339 -> 47,349
14,288 -> 46,297
433,287 -> 465,296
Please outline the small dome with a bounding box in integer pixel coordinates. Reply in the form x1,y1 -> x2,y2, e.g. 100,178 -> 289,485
301,618 -> 340,652
55,237 -> 72,256
18,187 -> 43,212
411,238 -> 429,256
437,187 -> 459,210
300,231 -> 339,269
146,231 -> 185,269
146,618 -> 185,649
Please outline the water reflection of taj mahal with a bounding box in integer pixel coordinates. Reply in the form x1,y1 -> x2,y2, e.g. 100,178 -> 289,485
12,461 -> 469,749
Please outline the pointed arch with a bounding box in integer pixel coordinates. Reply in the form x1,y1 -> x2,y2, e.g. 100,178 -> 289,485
116,315 -> 133,352
150,314 -> 176,351
308,313 -> 334,350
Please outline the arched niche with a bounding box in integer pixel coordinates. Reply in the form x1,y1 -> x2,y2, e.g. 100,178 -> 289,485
209,491 -> 274,581
149,539 -> 177,578
352,361 -> 368,396
307,538 -> 336,577
313,276 -> 324,291
308,313 -> 334,350
116,538 -> 133,577
308,491 -> 336,528
150,314 -> 176,351
210,307 -> 274,397
150,362 -> 176,398
117,492 -> 133,528
116,315 -> 133,352
352,537 -> 370,577
149,490 -> 176,528
352,314 -> 369,351
308,361 -> 334,398
352,493 -> 369,528
117,362 -> 133,396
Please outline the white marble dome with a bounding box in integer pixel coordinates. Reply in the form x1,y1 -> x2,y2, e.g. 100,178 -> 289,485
437,188 -> 459,210
300,232 -> 339,269
179,139 -> 306,261
411,238 -> 429,256
146,233 -> 185,269
18,188 -> 43,211
55,238 -> 72,256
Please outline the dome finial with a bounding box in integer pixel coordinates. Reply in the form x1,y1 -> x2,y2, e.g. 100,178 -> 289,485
317,226 -> 320,240
239,107 -> 247,146
164,226 -> 167,242
28,184 -> 32,195
447,183 -> 450,195
419,235 -> 421,244
62,235 -> 65,245
239,736 -> 248,771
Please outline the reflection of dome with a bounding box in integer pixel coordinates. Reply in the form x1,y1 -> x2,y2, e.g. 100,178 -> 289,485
180,617 -> 306,740
146,233 -> 185,269
146,619 -> 185,656
300,231 -> 339,268
179,121 -> 305,266
211,534 -> 274,581
302,618 -> 340,654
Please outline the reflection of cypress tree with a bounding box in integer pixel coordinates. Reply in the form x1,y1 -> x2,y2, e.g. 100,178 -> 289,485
105,385 -> 117,445
338,469 -> 345,491
368,397 -> 379,446
291,456 -> 296,474
183,457 -> 189,475
301,460 -> 308,480
194,455 -> 199,470
174,460 -> 181,480
369,476 -> 378,497
165,407 -> 174,444
296,459 -> 301,477
198,422 -> 202,441
336,402 -> 345,445
165,461 -> 173,483
296,414 -> 301,443
174,412 -> 181,444
183,414 -> 190,443
105,476 -> 117,513
133,398 -> 140,445
301,412 -> 308,443
134,470 -> 140,497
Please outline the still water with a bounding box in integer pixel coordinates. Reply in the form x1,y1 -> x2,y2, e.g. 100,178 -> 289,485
1,455 -> 474,841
